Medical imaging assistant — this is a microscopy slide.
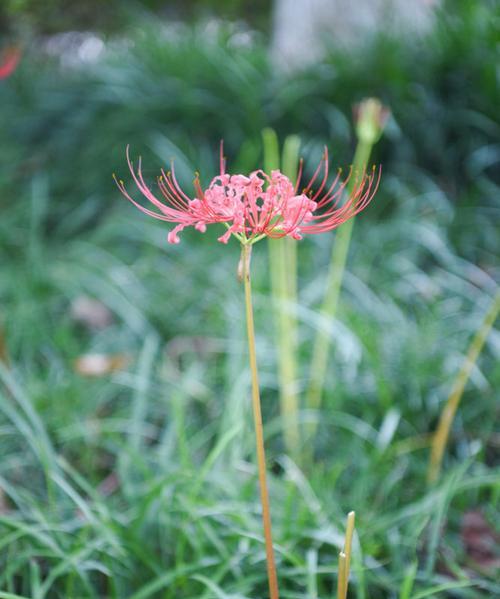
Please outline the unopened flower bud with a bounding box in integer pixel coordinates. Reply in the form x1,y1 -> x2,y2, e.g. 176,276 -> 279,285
354,98 -> 390,145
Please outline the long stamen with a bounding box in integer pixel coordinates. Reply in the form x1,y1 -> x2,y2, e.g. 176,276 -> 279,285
294,158 -> 304,194
315,167 -> 350,210
114,175 -> 179,222
161,170 -> 190,208
310,147 -> 329,201
157,176 -> 189,211
302,147 -> 327,194
170,161 -> 193,204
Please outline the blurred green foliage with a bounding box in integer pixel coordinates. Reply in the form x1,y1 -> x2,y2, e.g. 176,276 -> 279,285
1,0 -> 498,261
0,0 -> 270,35
0,0 -> 498,596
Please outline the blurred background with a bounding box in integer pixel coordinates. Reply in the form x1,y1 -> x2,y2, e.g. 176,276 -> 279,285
0,1 -> 499,597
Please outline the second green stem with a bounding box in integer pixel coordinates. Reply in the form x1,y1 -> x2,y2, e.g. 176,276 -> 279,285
306,140 -> 373,437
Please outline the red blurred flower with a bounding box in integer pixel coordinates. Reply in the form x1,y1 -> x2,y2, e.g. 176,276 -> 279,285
115,144 -> 380,244
0,46 -> 21,80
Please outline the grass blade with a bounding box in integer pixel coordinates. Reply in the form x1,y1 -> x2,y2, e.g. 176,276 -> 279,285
428,289 -> 500,483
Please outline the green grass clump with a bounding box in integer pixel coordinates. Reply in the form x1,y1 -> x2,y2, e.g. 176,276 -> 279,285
0,182 -> 498,596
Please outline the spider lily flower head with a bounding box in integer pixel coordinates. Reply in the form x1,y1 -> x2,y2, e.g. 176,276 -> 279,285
0,46 -> 21,80
115,143 -> 380,245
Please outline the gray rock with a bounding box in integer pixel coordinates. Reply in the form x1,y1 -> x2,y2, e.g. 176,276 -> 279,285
271,0 -> 440,71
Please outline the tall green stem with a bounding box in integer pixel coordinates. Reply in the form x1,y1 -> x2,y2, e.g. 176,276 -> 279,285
242,243 -> 280,599
305,98 -> 388,442
263,128 -> 301,458
273,237 -> 300,455
281,136 -> 301,361
428,289 -> 500,483
306,139 -> 373,434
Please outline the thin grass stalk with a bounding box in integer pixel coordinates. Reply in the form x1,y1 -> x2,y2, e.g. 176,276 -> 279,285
337,552 -> 347,599
343,511 -> 356,583
263,128 -> 300,458
241,242 -> 280,599
335,512 -> 356,599
428,289 -> 500,483
305,137 -> 373,440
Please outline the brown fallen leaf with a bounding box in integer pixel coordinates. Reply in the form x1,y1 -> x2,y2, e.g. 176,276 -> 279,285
97,472 -> 119,497
74,353 -> 129,377
165,335 -> 225,377
0,322 -> 9,367
0,486 -> 9,514
70,296 -> 113,330
461,510 -> 500,572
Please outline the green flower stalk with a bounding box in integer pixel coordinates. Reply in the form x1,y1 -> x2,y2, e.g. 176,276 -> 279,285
241,243 -> 280,598
306,99 -> 389,446
263,129 -> 302,459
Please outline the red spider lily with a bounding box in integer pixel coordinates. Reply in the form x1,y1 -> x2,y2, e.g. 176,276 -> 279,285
115,143 -> 380,244
0,46 -> 21,80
